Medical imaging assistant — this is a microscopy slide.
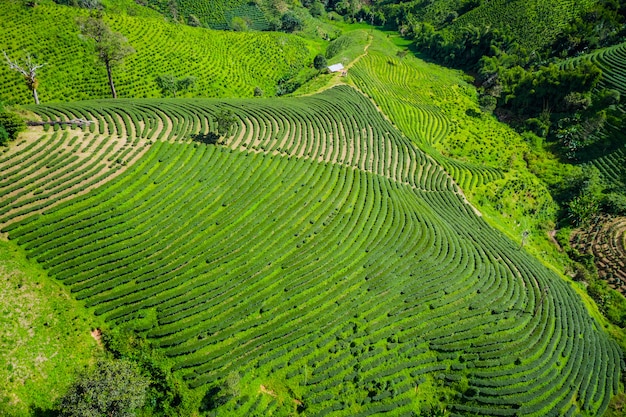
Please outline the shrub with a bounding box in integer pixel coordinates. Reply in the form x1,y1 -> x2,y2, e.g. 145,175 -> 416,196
230,16 -> 249,32
314,54 -> 327,70
0,112 -> 26,144
281,12 -> 302,33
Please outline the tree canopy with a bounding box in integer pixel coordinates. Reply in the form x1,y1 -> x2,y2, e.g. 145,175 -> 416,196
57,358 -> 149,417
78,15 -> 134,98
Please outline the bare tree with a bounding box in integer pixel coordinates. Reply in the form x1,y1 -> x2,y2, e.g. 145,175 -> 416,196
78,16 -> 134,98
3,51 -> 45,104
519,230 -> 530,249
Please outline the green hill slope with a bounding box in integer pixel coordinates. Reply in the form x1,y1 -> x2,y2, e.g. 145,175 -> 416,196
560,42 -> 626,193
0,239 -> 98,416
145,0 -> 271,30
446,0 -> 595,50
0,1 -> 312,104
0,86 -> 621,416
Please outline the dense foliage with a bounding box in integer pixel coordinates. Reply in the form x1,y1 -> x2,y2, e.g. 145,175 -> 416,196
0,109 -> 25,146
58,359 -> 149,417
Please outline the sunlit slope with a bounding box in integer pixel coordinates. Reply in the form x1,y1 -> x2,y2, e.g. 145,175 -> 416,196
145,0 -> 270,30
0,1 -> 309,104
451,0 -> 595,50
0,86 -> 620,416
350,36 -> 517,193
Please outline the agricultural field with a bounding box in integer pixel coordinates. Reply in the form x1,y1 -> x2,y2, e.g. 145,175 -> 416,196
451,0 -> 596,50
0,84 -> 621,416
143,0 -> 271,30
0,1 -> 314,104
572,216 -> 626,296
349,32 -> 558,259
561,42 -> 626,191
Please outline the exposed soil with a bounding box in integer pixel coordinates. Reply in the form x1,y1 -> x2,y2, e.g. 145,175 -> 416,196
90,328 -> 102,345
260,384 -> 276,397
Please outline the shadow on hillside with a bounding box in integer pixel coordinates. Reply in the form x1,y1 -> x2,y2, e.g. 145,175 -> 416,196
191,132 -> 221,145
30,406 -> 58,417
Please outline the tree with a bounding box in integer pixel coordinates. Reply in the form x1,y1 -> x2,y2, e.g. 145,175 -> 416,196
281,12 -> 303,32
3,52 -> 45,104
57,358 -> 150,417
155,74 -> 196,97
313,54 -> 327,70
78,16 -> 135,99
215,109 -> 237,138
0,111 -> 26,146
187,14 -> 201,27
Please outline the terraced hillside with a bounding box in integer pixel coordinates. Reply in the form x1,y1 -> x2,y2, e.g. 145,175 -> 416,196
0,1 -> 310,104
451,0 -> 596,50
349,33 -> 556,231
1,86 -> 621,416
148,0 -> 269,30
561,42 -> 626,191
572,216 -> 626,296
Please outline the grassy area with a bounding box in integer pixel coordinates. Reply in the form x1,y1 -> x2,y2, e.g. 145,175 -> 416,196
0,238 -> 100,416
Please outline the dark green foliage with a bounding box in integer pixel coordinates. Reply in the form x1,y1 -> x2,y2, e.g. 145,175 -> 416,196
215,109 -> 236,138
0,125 -> 8,146
414,24 -> 511,71
281,11 -> 303,32
101,328 -> 189,416
309,1 -> 325,17
552,0 -> 626,58
187,14 -> 201,27
57,358 -> 149,417
313,54 -> 327,70
0,112 -> 25,145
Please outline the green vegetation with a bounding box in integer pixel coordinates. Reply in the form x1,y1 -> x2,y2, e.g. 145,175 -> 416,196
0,1 -> 314,103
58,358 -> 149,417
0,107 -> 26,146
0,85 -> 619,416
2,0 -> 626,415
0,239 -> 99,416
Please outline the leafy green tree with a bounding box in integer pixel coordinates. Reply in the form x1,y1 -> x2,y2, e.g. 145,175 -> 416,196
281,12 -> 303,32
78,15 -> 135,99
57,358 -> 150,417
187,14 -> 201,27
309,0 -> 325,17
155,74 -> 196,97
230,16 -> 249,32
215,109 -> 237,138
0,111 -> 26,146
313,54 -> 327,70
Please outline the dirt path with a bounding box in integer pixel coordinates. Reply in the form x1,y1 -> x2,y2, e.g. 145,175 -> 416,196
548,230 -> 562,252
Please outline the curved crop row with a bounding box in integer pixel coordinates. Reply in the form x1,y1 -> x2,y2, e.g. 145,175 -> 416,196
1,86 -> 620,416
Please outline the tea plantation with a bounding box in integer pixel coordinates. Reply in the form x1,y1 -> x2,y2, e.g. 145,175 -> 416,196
0,1 -> 311,104
0,85 -> 621,416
